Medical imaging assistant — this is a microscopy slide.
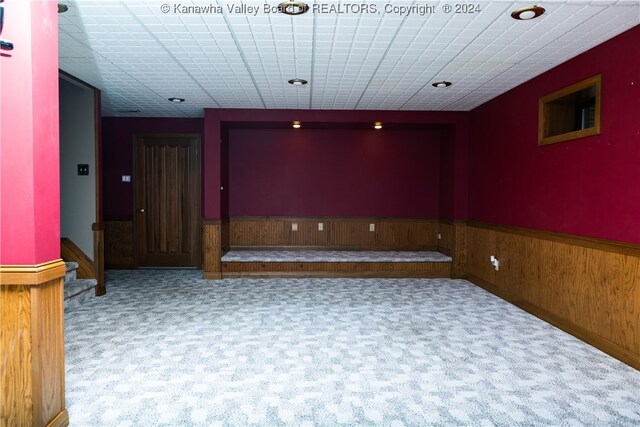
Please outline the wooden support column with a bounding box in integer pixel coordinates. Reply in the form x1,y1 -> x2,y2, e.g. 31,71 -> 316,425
0,262 -> 69,427
452,221 -> 467,278
93,223 -> 106,296
0,1 -> 67,425
203,221 -> 223,279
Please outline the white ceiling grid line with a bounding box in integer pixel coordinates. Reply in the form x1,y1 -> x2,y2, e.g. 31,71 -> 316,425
57,0 -> 640,117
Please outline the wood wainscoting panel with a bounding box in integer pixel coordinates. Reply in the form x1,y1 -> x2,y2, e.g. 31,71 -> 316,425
0,261 -> 69,427
465,222 -> 640,370
452,222 -> 467,278
437,221 -> 453,256
230,219 -> 287,247
221,219 -> 230,254
0,284 -> 33,426
104,220 -> 134,269
92,223 -> 105,296
466,226 -> 496,287
203,221 -> 222,279
229,217 -> 438,250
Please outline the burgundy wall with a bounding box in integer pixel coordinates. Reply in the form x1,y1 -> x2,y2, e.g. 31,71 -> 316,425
102,117 -> 204,219
469,25 -> 640,243
228,128 -> 441,217
204,109 -> 469,219
438,126 -> 456,219
0,1 -> 60,264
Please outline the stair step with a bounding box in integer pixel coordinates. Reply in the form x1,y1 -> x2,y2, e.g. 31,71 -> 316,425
64,278 -> 97,310
65,262 -> 79,283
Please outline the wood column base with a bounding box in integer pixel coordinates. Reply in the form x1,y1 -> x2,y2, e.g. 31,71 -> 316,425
203,221 -> 222,279
0,259 -> 69,427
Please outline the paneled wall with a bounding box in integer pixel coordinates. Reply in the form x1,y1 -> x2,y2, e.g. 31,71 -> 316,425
229,217 -> 438,249
104,221 -> 134,268
465,222 -> 640,369
203,221 -> 222,279
0,261 -> 68,427
437,221 -> 453,255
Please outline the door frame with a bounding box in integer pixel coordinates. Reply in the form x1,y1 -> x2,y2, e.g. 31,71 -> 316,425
133,133 -> 202,268
59,70 -> 106,294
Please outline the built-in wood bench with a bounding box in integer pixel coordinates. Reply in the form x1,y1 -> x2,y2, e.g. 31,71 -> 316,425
221,250 -> 452,278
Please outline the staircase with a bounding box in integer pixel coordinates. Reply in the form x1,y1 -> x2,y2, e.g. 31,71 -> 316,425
64,262 -> 97,310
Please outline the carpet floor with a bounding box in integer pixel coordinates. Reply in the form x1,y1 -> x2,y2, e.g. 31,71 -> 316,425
64,270 -> 640,426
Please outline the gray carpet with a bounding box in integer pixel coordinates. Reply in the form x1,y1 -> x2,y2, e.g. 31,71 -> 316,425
221,250 -> 452,263
65,270 -> 640,426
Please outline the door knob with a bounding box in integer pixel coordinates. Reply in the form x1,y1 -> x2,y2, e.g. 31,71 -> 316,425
139,208 -> 145,213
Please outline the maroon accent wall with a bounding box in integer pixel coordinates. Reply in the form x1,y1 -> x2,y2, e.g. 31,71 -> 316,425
439,126 -> 456,219
469,25 -> 640,244
101,117 -> 204,220
228,128 -> 441,217
204,109 -> 469,220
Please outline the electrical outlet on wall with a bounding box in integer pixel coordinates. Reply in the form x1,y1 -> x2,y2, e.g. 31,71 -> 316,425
77,164 -> 89,176
490,256 -> 500,271
292,223 -> 298,231
437,233 -> 442,240
369,223 -> 375,232
318,222 -> 323,231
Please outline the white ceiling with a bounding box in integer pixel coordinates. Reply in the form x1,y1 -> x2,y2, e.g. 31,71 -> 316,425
58,0 -> 640,117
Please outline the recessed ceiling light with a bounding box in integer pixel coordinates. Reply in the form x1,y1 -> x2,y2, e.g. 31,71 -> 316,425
279,1 -> 309,15
374,122 -> 383,130
168,97 -> 185,103
432,81 -> 452,88
58,3 -> 69,13
511,6 -> 545,20
292,121 -> 301,129
288,78 -> 308,86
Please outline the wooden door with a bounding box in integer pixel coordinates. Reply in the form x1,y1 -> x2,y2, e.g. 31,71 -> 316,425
134,135 -> 201,267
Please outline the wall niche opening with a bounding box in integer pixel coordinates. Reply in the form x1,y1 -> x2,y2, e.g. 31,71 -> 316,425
538,74 -> 601,146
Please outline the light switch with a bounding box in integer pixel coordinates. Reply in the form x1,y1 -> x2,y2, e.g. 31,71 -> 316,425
292,223 -> 298,231
369,223 -> 375,232
318,223 -> 323,231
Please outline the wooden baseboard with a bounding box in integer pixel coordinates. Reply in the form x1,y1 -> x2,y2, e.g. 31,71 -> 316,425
466,273 -> 640,371
203,271 -> 222,280
47,409 -> 69,427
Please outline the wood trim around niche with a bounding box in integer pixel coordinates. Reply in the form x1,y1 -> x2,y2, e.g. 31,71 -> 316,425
538,74 -> 601,146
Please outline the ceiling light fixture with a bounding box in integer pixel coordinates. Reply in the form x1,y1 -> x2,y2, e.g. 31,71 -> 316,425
279,1 -> 309,15
432,81 -> 452,88
511,5 -> 545,20
292,121 -> 301,129
168,97 -> 185,103
288,78 -> 308,86
58,3 -> 69,13
374,122 -> 383,130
